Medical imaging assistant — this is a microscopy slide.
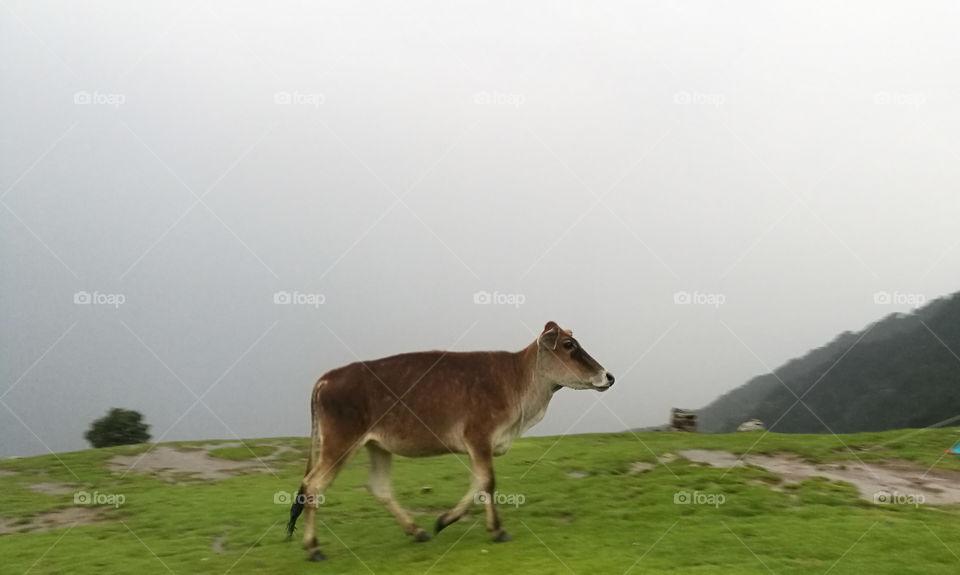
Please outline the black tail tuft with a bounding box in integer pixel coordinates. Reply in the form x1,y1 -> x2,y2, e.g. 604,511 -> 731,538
286,486 -> 305,539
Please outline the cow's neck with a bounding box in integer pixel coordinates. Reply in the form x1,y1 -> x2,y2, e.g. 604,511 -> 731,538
513,342 -> 557,434
492,344 -> 559,455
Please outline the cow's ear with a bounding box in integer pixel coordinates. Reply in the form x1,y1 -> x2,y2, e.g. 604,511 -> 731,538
539,322 -> 561,350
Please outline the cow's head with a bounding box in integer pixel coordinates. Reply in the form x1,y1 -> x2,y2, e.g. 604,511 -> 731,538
536,321 -> 614,391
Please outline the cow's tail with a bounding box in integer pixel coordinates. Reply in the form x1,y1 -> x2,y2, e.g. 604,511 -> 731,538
286,485 -> 306,539
287,379 -> 324,539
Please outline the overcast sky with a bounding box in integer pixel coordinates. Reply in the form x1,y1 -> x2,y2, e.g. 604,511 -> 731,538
2,1 -> 959,458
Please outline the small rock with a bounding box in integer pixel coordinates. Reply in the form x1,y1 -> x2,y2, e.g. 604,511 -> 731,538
629,462 -> 655,474
737,419 -> 765,432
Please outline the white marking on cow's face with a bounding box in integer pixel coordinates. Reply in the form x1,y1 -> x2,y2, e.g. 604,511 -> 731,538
591,370 -> 612,390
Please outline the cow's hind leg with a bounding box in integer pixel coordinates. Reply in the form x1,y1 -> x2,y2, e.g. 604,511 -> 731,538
299,440 -> 360,561
366,444 -> 431,541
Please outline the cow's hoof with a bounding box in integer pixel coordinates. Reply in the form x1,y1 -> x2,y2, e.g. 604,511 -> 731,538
307,549 -> 326,562
301,536 -> 317,551
493,531 -> 513,543
413,530 -> 432,542
434,515 -> 450,534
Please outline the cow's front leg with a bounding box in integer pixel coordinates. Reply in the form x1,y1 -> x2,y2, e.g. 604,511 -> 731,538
435,442 -> 510,541
471,443 -> 511,542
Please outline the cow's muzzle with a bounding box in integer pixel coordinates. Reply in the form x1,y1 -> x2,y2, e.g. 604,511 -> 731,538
593,371 -> 615,390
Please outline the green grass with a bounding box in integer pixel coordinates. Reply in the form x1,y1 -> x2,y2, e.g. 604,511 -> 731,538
2,428 -> 960,574
208,445 -> 276,460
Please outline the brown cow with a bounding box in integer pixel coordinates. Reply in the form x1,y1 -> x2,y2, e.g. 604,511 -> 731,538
286,321 -> 614,561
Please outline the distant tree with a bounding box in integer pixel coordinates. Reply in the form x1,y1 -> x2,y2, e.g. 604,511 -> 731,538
84,408 -> 151,448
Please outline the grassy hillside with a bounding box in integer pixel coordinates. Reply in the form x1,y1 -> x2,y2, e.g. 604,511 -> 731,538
699,293 -> 960,433
2,428 -> 960,574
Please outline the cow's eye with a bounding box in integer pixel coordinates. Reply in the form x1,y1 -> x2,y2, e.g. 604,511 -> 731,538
562,340 -> 576,351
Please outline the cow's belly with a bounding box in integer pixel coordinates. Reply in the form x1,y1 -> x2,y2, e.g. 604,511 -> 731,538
365,431 -> 469,457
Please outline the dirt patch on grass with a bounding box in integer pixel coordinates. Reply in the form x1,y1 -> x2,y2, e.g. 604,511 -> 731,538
678,450 -> 960,504
108,444 -> 286,482
0,470 -> 17,477
0,507 -> 108,536
677,449 -> 744,468
199,442 -> 244,451
26,482 -> 78,496
658,453 -> 678,464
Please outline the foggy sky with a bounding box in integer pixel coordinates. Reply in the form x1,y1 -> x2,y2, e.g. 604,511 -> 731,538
3,1 -> 960,458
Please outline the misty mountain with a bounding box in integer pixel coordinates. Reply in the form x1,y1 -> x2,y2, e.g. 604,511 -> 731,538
698,292 -> 960,433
